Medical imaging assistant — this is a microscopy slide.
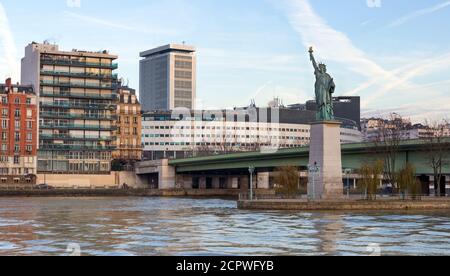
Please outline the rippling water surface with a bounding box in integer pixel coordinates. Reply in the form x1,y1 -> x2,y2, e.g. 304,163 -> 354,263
1,197 -> 450,256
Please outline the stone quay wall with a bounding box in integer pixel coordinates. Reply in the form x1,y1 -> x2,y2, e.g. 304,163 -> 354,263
238,199 -> 450,211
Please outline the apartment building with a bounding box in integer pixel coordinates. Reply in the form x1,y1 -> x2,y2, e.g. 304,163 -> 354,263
21,42 -> 118,174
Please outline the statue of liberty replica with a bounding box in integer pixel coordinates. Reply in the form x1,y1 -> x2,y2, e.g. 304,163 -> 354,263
309,47 -> 335,121
307,47 -> 343,200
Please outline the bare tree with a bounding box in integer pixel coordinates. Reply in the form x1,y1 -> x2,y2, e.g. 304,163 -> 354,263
274,166 -> 300,197
424,119 -> 450,196
374,113 -> 408,189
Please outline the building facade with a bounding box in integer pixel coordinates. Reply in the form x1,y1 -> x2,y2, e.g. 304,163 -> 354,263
21,42 -> 118,174
142,108 -> 362,160
112,83 -> 142,162
139,44 -> 196,111
0,79 -> 38,184
361,117 -> 450,142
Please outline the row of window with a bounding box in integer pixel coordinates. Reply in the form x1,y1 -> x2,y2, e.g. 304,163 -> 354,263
1,97 -> 33,105
117,127 -> 139,135
142,125 -> 311,132
38,151 -> 111,160
0,120 -> 34,130
1,132 -> 33,141
0,144 -> 33,153
118,116 -> 139,124
142,133 -> 310,140
0,167 -> 34,176
1,108 -> 33,118
143,142 -> 306,148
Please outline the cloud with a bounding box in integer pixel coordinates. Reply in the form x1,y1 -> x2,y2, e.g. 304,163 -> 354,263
63,11 -> 178,36
362,52 -> 450,107
0,3 -> 19,81
389,1 -> 450,27
280,0 -> 391,79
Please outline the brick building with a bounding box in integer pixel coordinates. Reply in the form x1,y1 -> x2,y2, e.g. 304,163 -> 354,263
0,78 -> 38,184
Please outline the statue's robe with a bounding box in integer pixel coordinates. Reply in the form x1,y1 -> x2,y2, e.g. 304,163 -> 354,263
314,71 -> 335,120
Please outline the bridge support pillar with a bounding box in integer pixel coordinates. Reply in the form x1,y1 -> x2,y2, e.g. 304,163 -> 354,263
159,159 -> 176,190
308,121 -> 344,200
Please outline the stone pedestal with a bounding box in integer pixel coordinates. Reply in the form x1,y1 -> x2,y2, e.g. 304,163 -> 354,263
308,121 -> 343,199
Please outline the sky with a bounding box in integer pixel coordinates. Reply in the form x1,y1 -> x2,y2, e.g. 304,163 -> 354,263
1,0 -> 450,123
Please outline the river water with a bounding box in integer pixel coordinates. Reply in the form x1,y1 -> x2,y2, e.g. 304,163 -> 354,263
0,197 -> 450,256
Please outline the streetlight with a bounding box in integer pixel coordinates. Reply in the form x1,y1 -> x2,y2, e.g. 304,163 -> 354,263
308,162 -> 320,200
249,166 -> 255,201
344,168 -> 352,199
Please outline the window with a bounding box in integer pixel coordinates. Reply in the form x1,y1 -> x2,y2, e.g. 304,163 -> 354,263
27,133 -> 32,141
1,108 -> 7,117
15,132 -> 20,141
15,109 -> 20,117
14,156 -> 20,164
1,120 -> 7,128
1,97 -> 6,104
27,121 -> 33,129
26,145 -> 32,152
14,98 -> 20,104
14,144 -> 20,153
27,109 -> 32,118
15,120 -> 20,129
26,98 -> 31,105
1,132 -> 6,140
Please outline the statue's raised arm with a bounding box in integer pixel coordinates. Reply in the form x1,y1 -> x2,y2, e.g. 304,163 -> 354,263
309,47 -> 319,73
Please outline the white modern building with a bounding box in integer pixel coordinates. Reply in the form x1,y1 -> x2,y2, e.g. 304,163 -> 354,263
139,44 -> 196,111
142,109 -> 362,160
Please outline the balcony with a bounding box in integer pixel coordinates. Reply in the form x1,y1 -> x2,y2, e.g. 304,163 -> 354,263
41,58 -> 118,70
40,80 -> 114,90
40,70 -> 118,80
39,101 -> 116,110
40,134 -> 115,141
40,112 -> 117,121
40,124 -> 117,131
40,91 -> 118,100
39,144 -> 116,151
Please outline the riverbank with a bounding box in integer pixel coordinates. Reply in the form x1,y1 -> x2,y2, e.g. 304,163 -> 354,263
0,188 -> 274,198
237,198 -> 450,211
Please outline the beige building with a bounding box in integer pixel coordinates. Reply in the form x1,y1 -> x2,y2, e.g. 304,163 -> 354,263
21,42 -> 118,174
112,84 -> 142,162
139,44 -> 196,111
